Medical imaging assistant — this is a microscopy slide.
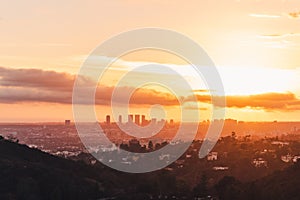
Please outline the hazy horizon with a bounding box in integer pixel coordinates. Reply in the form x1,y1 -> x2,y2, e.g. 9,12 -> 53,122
1,0 -> 300,122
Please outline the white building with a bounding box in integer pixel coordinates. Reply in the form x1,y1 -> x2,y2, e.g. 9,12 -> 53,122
293,156 -> 300,163
207,152 -> 218,161
281,154 -> 293,163
252,158 -> 268,167
213,166 -> 229,171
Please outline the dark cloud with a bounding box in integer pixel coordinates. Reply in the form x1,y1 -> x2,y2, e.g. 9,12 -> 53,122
0,67 -> 179,106
1,67 -> 300,111
0,67 -> 76,91
185,92 -> 300,111
0,87 -> 72,104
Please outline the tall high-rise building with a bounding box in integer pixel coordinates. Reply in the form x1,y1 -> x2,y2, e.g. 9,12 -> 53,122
135,115 -> 140,125
106,115 -> 110,124
128,114 -> 133,123
170,119 -> 174,126
141,115 -> 146,126
151,118 -> 157,124
118,115 -> 122,124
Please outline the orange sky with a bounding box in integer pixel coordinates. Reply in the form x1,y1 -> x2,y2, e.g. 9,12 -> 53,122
1,0 -> 300,122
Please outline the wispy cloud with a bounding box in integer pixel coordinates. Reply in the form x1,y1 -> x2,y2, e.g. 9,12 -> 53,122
193,89 -> 210,93
184,104 -> 208,111
257,33 -> 300,39
288,11 -> 300,19
250,11 -> 300,20
37,43 -> 72,47
249,13 -> 281,19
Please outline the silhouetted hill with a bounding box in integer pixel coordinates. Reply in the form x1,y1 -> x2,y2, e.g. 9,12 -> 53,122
2,135 -> 300,200
0,138 -> 110,200
215,161 -> 300,200
248,161 -> 300,200
0,137 -> 192,200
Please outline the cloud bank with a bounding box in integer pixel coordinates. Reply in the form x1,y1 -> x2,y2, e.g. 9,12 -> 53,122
1,67 -> 300,111
0,67 -> 179,106
186,93 -> 300,111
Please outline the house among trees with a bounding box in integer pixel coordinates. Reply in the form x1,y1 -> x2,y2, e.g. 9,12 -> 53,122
213,166 -> 229,171
281,154 -> 300,163
293,155 -> 300,163
207,152 -> 218,161
281,154 -> 293,163
252,158 -> 268,167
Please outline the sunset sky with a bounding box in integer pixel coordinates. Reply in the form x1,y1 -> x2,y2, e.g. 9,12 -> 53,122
1,0 -> 300,122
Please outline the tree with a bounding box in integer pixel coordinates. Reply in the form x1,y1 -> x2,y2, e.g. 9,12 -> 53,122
148,140 -> 153,150
215,176 -> 241,200
193,174 -> 208,198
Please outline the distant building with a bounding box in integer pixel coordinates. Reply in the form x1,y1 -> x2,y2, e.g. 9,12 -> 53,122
225,118 -> 238,125
141,115 -> 146,126
186,154 -> 192,158
213,166 -> 229,171
293,155 -> 300,163
135,115 -> 140,125
151,118 -> 157,124
106,115 -> 110,124
207,152 -> 218,161
128,115 -> 133,123
170,119 -> 174,126
158,119 -> 166,125
65,120 -> 71,126
281,154 -> 293,163
252,158 -> 267,167
271,141 -> 289,147
281,154 -> 300,163
159,154 -> 170,161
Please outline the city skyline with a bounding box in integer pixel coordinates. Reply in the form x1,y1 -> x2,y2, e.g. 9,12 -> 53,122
1,0 -> 300,122
1,1 -> 300,199
105,114 -> 172,125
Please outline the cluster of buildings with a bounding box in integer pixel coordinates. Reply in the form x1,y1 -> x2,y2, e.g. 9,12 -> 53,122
105,114 -> 174,126
281,154 -> 300,163
64,114 -> 175,127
